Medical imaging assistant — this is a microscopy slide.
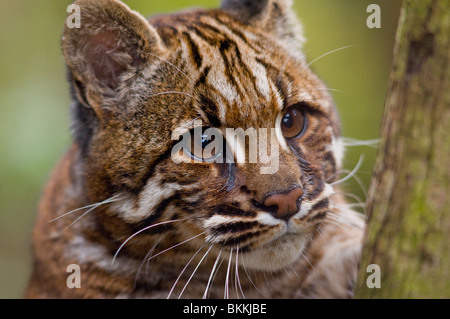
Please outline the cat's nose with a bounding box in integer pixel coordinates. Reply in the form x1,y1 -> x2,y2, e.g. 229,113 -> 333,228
263,187 -> 304,220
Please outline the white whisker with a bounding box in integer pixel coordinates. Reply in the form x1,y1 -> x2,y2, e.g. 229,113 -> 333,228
47,194 -> 122,223
301,250 -> 315,271
134,237 -> 163,289
203,248 -> 223,299
331,154 -> 365,186
147,232 -> 206,262
342,137 -> 380,149
240,254 -> 266,297
62,203 -> 103,231
167,242 -> 206,299
329,168 -> 368,198
179,244 -> 213,299
326,211 -> 356,228
288,264 -> 301,280
61,205 -> 99,231
346,169 -> 368,197
112,218 -> 191,265
208,255 -> 226,299
149,91 -> 194,99
148,52 -> 192,82
332,191 -> 365,206
325,218 -> 344,228
263,272 -> 272,292
224,248 -> 233,299
310,87 -> 348,95
306,45 -> 353,67
333,203 -> 366,215
235,247 -> 245,299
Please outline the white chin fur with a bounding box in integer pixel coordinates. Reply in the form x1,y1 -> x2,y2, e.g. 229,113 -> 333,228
239,233 -> 308,271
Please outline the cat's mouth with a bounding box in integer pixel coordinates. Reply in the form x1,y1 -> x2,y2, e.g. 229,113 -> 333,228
233,231 -> 310,271
237,203 -> 330,271
203,210 -> 314,271
204,184 -> 334,271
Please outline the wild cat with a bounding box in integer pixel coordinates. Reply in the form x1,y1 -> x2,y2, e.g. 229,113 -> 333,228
26,0 -> 365,298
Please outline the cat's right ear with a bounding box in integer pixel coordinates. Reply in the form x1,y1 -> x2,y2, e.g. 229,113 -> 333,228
220,0 -> 304,54
62,0 -> 164,120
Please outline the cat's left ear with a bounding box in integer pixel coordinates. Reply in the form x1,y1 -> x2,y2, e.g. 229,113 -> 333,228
220,0 -> 304,47
62,0 -> 165,118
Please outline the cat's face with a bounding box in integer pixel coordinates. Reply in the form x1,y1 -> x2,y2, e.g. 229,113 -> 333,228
64,0 -> 342,271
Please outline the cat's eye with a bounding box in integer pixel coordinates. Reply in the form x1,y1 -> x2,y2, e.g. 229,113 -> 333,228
185,127 -> 224,163
281,105 -> 308,139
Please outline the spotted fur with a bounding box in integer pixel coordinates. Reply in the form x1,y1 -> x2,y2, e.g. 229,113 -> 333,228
26,0 -> 365,299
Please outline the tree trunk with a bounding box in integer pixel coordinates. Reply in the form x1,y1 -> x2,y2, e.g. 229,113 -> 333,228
354,0 -> 450,298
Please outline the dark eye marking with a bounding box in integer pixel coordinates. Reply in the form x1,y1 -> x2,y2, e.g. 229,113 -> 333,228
198,93 -> 221,127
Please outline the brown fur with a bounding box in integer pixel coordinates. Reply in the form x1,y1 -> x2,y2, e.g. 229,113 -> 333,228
26,0 -> 364,299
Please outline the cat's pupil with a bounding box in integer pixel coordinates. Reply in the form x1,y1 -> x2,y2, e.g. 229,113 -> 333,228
186,129 -> 220,161
202,134 -> 213,148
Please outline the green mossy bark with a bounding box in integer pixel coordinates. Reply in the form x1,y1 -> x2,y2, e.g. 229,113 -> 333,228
354,0 -> 450,298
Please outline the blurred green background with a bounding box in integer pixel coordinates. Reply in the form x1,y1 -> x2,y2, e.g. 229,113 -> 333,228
0,0 -> 401,298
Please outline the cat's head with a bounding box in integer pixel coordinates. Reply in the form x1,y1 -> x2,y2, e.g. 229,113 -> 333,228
63,0 -> 343,271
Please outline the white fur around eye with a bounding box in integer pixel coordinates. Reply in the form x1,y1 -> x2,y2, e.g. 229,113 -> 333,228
275,112 -> 289,151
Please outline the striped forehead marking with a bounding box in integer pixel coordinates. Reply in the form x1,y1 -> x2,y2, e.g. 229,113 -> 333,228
180,20 -> 285,121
